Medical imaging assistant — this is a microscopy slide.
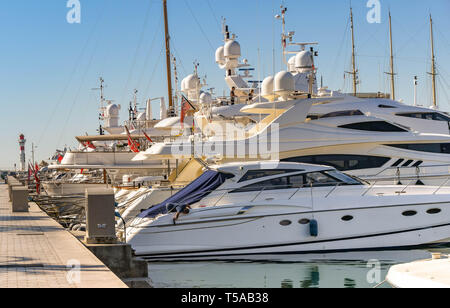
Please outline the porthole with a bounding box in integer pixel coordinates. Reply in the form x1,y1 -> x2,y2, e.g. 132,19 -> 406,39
280,220 -> 292,226
342,215 -> 354,222
299,219 -> 311,225
427,208 -> 441,215
402,210 -> 417,217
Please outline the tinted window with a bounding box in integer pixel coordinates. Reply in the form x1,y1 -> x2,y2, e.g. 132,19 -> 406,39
397,113 -> 450,122
339,121 -> 407,132
232,174 -> 304,193
282,155 -> 390,171
379,105 -> 397,109
238,169 -> 303,183
387,143 -> 450,154
321,110 -> 364,119
305,172 -> 340,187
324,171 -> 362,185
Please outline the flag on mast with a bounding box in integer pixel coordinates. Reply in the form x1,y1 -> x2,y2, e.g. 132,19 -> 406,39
180,95 -> 196,129
125,126 -> 140,153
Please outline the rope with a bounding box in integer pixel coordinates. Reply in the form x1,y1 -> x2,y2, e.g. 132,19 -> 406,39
373,279 -> 388,288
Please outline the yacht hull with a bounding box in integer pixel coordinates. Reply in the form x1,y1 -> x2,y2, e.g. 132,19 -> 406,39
128,199 -> 450,260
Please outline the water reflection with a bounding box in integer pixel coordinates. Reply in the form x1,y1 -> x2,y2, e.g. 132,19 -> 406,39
147,249 -> 444,288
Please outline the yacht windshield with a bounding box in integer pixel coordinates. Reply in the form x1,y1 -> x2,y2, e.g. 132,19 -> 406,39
324,170 -> 363,185
139,170 -> 234,219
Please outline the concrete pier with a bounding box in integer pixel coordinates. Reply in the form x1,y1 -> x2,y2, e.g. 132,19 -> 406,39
0,183 -> 127,288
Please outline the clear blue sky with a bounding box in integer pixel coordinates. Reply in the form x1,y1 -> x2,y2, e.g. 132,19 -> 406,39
1,0 -> 449,169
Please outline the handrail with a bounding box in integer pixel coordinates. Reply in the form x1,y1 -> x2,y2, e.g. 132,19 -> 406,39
250,187 -> 266,202
325,183 -> 341,198
361,173 -> 450,183
361,180 -> 378,197
372,163 -> 450,177
399,179 -> 416,194
433,176 -> 450,195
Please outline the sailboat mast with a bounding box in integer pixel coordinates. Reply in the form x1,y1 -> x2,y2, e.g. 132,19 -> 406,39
388,11 -> 396,101
163,0 -> 174,114
429,14 -> 437,108
350,7 -> 358,96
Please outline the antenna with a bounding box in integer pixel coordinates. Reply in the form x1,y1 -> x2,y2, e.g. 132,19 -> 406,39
163,0 -> 174,115
428,14 -> 438,108
346,7 -> 359,96
92,77 -> 106,135
385,11 -> 396,101
414,76 -> 418,107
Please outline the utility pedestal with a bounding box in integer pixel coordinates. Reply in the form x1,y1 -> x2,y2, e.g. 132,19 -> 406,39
84,188 -> 117,244
11,187 -> 29,212
83,188 -> 149,287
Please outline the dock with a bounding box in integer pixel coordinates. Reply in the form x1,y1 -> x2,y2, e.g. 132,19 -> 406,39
386,255 -> 450,288
0,183 -> 127,288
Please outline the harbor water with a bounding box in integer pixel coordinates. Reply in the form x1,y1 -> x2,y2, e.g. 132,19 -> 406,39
147,249 -> 450,288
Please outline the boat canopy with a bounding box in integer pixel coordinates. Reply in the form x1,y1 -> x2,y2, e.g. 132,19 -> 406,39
139,170 -> 232,219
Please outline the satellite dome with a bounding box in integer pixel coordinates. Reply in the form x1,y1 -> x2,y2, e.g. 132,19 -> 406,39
137,112 -> 146,122
224,40 -> 241,59
181,78 -> 187,92
274,71 -> 295,94
288,56 -> 296,73
261,76 -> 274,97
199,92 -> 213,105
106,103 -> 120,116
295,50 -> 314,70
181,74 -> 200,93
215,46 -> 225,65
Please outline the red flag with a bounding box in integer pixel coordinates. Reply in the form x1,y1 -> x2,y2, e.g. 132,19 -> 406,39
180,97 -> 191,129
143,131 -> 153,144
180,96 -> 197,130
80,169 -> 84,175
57,154 -> 64,163
27,165 -> 31,181
80,141 -> 96,150
33,163 -> 40,195
125,126 -> 140,153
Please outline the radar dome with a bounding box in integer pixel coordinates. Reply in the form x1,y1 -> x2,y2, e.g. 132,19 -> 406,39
181,74 -> 200,93
288,56 -> 296,73
261,76 -> 275,99
137,112 -> 146,122
215,46 -> 225,65
199,92 -> 213,105
224,40 -> 241,59
105,103 -> 120,117
295,51 -> 314,71
274,71 -> 295,97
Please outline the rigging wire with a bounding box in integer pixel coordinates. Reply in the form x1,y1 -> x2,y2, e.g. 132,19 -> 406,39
36,6 -> 104,147
56,32 -> 103,149
144,45 -> 165,99
183,0 -> 216,52
119,0 -> 154,106
206,0 -> 222,32
329,15 -> 350,91
137,10 -> 164,92
55,6 -> 107,149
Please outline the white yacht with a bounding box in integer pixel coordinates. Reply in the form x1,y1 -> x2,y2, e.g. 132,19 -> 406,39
127,161 -> 450,260
135,21 -> 450,187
